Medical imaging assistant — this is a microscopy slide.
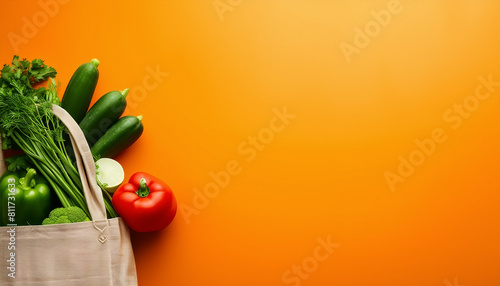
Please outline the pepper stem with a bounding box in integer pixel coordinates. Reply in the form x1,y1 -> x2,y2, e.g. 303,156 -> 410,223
135,178 -> 150,198
21,168 -> 37,190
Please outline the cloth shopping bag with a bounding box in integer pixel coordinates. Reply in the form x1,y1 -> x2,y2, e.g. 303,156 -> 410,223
0,105 -> 138,285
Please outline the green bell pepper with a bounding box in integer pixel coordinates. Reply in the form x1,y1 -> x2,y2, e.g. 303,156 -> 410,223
0,168 -> 52,226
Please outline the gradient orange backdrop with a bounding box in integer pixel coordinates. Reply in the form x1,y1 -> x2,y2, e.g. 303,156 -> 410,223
1,1 -> 499,285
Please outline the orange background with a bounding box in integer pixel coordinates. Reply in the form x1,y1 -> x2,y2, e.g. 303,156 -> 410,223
1,0 -> 500,285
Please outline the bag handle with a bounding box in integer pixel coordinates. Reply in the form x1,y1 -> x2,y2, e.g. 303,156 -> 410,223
51,105 -> 107,221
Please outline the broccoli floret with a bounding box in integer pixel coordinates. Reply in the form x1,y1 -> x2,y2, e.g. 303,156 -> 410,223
42,206 -> 90,225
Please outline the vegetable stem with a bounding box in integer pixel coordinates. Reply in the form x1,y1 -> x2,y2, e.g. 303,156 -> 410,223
90,58 -> 100,68
121,88 -> 129,98
30,159 -> 72,208
20,168 -> 36,190
135,178 -> 150,198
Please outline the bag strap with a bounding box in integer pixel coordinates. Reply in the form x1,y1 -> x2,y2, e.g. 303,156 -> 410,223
51,105 -> 107,221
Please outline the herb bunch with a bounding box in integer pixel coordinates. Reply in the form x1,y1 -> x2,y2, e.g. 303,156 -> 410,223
0,56 -> 117,218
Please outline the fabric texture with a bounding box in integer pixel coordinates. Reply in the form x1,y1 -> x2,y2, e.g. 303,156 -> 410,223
0,105 -> 138,285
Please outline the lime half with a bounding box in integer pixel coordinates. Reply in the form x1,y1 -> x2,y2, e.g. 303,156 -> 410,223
95,158 -> 125,193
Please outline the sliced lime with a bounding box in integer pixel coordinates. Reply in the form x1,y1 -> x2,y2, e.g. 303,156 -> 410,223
95,158 -> 125,193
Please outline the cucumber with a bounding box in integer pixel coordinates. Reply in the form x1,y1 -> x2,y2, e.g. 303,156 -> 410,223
91,115 -> 144,159
79,89 -> 129,147
61,59 -> 100,123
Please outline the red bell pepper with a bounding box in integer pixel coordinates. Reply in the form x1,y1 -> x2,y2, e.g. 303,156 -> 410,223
112,172 -> 177,232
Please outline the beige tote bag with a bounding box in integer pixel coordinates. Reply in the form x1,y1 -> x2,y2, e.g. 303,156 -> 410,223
0,105 -> 138,285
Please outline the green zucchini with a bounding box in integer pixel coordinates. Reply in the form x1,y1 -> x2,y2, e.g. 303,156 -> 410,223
91,115 -> 144,159
79,88 -> 129,147
61,58 -> 100,123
